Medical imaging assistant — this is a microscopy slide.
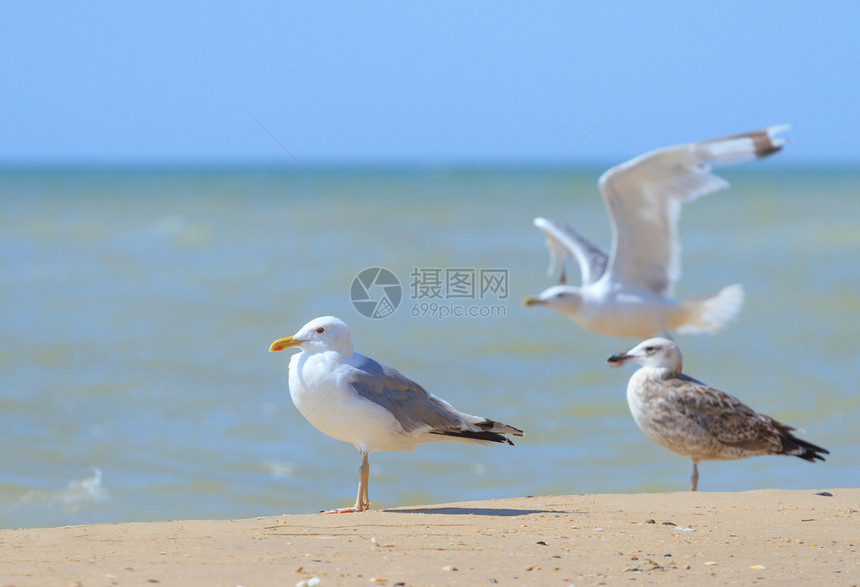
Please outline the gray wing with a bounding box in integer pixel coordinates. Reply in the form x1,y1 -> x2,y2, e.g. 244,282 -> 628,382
533,217 -> 609,286
347,355 -> 476,434
599,125 -> 788,296
664,374 -> 783,453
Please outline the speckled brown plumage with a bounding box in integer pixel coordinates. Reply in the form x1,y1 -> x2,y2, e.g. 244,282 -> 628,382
608,338 -> 828,491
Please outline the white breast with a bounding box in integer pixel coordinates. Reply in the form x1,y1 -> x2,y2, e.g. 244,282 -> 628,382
580,284 -> 682,338
288,352 -> 418,453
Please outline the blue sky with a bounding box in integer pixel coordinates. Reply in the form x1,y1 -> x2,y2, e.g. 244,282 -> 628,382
2,1 -> 858,165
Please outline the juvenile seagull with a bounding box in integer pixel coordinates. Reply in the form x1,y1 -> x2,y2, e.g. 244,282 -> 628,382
607,337 -> 828,491
525,126 -> 789,338
269,316 -> 523,513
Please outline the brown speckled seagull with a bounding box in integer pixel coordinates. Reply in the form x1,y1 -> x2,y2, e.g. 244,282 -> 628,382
607,338 -> 828,490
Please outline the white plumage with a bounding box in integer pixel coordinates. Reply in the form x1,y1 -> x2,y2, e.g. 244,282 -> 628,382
269,316 -> 523,512
525,126 -> 788,338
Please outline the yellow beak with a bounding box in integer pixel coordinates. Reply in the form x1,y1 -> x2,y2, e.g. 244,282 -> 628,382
523,296 -> 543,306
269,335 -> 305,352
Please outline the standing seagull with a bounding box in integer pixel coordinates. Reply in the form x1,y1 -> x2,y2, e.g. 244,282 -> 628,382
524,126 -> 789,338
606,338 -> 828,491
269,316 -> 523,512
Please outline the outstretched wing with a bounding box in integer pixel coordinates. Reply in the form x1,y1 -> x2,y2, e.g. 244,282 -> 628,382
533,217 -> 609,286
600,125 -> 788,296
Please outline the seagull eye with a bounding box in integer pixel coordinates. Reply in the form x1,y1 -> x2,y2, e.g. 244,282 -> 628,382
644,346 -> 656,353
315,327 -> 325,334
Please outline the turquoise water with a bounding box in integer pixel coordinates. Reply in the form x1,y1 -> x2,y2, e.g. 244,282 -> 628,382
0,166 -> 857,529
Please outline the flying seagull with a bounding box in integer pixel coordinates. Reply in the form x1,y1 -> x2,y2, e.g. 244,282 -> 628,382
607,337 -> 828,491
269,316 -> 523,512
525,125 -> 789,338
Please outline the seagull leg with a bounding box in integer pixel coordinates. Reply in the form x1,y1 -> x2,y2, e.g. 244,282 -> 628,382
357,451 -> 370,511
690,461 -> 699,492
322,450 -> 371,514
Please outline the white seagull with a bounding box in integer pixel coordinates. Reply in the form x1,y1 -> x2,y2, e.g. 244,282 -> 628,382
607,337 -> 828,491
269,316 -> 523,513
525,126 -> 789,338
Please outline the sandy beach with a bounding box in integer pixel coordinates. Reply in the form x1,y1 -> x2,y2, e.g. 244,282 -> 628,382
0,488 -> 856,586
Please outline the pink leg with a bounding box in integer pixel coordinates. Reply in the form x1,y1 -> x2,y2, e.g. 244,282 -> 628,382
357,452 -> 370,511
690,461 -> 699,492
322,450 -> 371,513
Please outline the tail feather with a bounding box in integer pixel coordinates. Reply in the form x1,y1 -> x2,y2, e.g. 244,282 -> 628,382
777,424 -> 829,462
676,283 -> 745,335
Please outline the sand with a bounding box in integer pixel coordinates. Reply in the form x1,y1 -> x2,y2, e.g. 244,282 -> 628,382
0,489 -> 857,586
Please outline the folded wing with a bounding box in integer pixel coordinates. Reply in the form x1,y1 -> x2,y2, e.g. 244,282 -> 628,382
348,355 -> 523,443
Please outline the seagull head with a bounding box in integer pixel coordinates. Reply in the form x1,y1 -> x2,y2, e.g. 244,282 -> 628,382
606,337 -> 682,371
523,285 -> 582,317
269,315 -> 354,355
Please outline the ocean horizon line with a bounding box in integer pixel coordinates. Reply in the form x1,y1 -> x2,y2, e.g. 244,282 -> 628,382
0,159 -> 853,174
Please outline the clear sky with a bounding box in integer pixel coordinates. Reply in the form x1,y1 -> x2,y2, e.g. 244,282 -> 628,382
2,1 -> 858,166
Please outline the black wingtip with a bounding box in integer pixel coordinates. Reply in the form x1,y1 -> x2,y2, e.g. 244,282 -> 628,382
430,429 -> 517,445
755,143 -> 784,159
782,432 -> 829,462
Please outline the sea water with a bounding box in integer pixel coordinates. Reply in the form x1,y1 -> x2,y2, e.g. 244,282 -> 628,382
0,166 -> 857,528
